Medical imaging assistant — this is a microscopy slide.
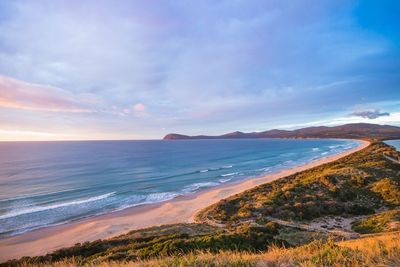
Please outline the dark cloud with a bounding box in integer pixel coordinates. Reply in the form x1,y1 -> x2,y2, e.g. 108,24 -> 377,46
350,110 -> 390,119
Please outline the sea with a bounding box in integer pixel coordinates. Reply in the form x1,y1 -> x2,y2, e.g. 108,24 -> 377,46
385,139 -> 400,151
0,138 -> 361,238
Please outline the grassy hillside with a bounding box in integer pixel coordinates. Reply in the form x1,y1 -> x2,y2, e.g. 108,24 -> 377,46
1,223 -> 288,266
2,141 -> 400,267
197,142 -> 400,223
6,232 -> 400,266
134,232 -> 400,267
352,209 -> 400,234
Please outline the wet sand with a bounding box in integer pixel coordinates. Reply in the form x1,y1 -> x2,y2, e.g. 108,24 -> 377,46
0,140 -> 369,262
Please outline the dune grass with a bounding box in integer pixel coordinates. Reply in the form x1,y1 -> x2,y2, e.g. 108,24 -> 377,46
352,209 -> 400,234
12,232 -> 400,267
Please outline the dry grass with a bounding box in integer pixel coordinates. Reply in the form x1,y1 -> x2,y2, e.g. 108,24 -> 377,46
338,232 -> 400,266
15,252 -> 264,267
17,232 -> 400,267
262,232 -> 400,266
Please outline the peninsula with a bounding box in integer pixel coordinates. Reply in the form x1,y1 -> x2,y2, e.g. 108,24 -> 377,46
164,123 -> 400,141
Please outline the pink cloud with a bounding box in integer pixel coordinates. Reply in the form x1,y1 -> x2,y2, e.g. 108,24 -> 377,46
132,103 -> 149,117
0,76 -> 91,112
133,103 -> 146,111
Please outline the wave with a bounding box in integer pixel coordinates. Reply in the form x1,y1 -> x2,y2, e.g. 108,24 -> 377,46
220,172 -> 239,177
198,165 -> 233,173
0,191 -> 183,238
86,192 -> 182,215
221,165 -> 233,169
256,166 -> 272,172
262,166 -> 272,172
0,187 -> 94,203
144,192 -> 180,202
219,178 -> 232,183
0,192 -> 116,220
182,182 -> 220,193
312,147 -> 320,151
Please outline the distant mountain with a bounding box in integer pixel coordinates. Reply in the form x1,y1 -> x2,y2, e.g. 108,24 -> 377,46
163,123 -> 400,140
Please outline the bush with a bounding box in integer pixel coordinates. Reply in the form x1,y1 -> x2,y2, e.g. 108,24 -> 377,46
371,178 -> 400,205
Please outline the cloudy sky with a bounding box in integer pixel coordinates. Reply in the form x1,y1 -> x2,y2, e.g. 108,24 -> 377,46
0,0 -> 399,140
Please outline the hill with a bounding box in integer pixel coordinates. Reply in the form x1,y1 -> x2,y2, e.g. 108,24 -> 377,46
163,123 -> 400,140
197,142 -> 400,224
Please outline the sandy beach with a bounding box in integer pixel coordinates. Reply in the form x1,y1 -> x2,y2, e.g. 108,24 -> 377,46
0,140 -> 369,262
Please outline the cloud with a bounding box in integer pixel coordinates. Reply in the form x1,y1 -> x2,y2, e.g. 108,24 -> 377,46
350,109 -> 390,119
0,1 -> 399,139
132,103 -> 149,117
0,75 -> 91,112
133,103 -> 146,112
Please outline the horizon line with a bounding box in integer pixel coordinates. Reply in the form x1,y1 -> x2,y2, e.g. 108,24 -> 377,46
1,122 -> 398,142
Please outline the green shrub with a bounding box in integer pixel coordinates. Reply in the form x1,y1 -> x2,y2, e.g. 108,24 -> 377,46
352,209 -> 400,234
371,178 -> 400,205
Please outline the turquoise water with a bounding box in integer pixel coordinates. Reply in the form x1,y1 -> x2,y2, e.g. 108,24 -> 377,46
0,139 -> 360,237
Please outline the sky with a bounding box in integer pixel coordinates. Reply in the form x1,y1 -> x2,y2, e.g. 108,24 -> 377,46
0,0 -> 399,141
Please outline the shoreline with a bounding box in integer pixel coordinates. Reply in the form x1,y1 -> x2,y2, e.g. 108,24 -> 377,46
0,140 -> 370,262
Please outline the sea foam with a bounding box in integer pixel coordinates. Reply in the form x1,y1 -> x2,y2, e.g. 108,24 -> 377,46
0,192 -> 116,220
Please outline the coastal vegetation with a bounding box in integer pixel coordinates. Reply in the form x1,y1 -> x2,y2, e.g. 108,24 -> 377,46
1,223 -> 289,266
132,232 -> 400,267
197,142 -> 400,224
4,232 -> 400,266
2,141 -> 400,266
352,209 -> 400,234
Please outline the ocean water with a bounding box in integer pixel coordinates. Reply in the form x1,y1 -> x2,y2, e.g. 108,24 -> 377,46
0,139 -> 360,238
385,139 -> 400,151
